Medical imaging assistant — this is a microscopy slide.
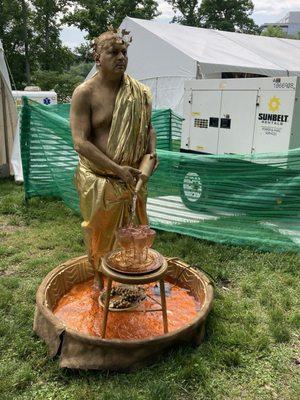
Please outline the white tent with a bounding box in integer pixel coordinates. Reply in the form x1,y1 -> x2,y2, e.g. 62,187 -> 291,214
10,90 -> 58,183
0,40 -> 17,177
87,17 -> 300,115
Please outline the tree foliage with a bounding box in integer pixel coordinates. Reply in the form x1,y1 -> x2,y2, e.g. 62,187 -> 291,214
0,0 -> 161,90
63,0 -> 160,39
74,43 -> 94,63
167,0 -> 259,33
201,0 -> 259,33
33,69 -> 82,102
261,26 -> 287,38
0,0 -> 35,87
0,0 -> 74,88
31,0 -> 75,71
167,0 -> 201,26
261,25 -> 300,40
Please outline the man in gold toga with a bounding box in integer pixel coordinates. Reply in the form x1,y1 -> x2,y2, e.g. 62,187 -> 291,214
70,29 -> 157,286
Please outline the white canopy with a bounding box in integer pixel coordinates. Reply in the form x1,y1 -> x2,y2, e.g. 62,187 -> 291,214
10,90 -> 58,182
0,40 -> 17,177
87,17 -> 300,115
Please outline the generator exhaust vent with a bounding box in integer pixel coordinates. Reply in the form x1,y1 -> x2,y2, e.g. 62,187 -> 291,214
194,118 -> 208,128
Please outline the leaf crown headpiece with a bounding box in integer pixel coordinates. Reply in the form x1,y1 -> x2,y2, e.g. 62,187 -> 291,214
92,25 -> 132,58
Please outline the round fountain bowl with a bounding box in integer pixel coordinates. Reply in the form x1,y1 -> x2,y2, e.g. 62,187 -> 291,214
33,255 -> 214,370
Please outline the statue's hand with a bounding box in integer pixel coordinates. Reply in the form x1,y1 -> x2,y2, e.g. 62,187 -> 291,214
150,152 -> 159,173
118,165 -> 141,186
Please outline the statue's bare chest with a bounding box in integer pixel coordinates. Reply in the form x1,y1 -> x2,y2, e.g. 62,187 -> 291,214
91,87 -> 118,131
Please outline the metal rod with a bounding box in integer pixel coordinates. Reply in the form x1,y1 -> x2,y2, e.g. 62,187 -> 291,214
159,279 -> 168,334
1,78 -> 9,167
146,292 -> 162,306
101,278 -> 112,338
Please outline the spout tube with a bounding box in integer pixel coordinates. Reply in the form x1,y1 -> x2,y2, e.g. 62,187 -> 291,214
134,154 -> 156,193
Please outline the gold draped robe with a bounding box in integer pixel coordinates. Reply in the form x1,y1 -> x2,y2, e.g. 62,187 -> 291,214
74,74 -> 152,270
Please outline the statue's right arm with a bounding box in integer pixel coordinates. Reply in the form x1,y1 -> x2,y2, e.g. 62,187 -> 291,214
70,85 -> 140,185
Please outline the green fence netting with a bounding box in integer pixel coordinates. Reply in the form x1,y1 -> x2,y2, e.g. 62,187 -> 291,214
23,102 -> 182,151
20,98 -> 300,252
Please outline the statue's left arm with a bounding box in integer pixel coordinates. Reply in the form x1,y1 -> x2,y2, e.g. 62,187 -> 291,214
147,123 -> 159,172
143,84 -> 158,172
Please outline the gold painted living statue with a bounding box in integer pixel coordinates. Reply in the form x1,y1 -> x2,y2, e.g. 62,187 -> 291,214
70,28 -> 157,287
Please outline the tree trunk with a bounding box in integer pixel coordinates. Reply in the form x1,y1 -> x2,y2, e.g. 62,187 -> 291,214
21,0 -> 31,84
45,11 -> 50,70
0,1 -> 4,40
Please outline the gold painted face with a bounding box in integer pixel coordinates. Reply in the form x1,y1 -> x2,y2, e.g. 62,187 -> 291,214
98,42 -> 128,75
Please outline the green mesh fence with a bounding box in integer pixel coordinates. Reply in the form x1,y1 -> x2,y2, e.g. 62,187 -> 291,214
21,102 -> 182,151
20,98 -> 300,252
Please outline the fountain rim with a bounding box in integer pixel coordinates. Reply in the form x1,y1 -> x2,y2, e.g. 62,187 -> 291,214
36,255 -> 214,346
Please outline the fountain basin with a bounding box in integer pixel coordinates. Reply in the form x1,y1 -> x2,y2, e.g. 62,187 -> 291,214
33,255 -> 214,370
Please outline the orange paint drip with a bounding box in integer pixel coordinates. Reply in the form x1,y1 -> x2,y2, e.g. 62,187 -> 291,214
53,279 -> 200,340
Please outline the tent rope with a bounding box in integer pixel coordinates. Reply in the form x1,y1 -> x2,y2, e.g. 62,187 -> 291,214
3,51 -> 17,91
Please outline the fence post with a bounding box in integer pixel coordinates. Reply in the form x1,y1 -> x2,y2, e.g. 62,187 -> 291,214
20,96 -> 31,202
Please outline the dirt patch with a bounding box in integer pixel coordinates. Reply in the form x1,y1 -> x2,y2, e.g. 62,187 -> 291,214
0,222 -> 25,233
219,278 -> 233,290
0,263 -> 22,277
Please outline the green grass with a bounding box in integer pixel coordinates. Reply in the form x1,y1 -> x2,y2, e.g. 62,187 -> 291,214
0,178 -> 299,400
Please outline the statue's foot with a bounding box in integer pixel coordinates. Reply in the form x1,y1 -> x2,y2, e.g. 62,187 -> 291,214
94,271 -> 104,291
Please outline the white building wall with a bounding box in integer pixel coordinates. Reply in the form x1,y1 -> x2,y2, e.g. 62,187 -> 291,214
263,11 -> 300,36
287,23 -> 300,36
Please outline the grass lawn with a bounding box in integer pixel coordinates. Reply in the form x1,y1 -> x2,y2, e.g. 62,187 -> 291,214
0,178 -> 299,400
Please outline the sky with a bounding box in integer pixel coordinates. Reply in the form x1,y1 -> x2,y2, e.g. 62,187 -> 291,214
60,0 -> 300,49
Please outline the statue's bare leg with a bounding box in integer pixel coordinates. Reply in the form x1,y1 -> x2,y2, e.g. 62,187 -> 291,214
94,267 -> 104,290
82,222 -> 104,290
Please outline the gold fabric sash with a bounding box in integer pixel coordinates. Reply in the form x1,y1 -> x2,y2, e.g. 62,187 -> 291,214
74,74 -> 151,267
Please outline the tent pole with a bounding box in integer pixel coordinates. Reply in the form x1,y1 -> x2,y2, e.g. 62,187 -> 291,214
1,77 -> 10,170
0,76 -> 10,177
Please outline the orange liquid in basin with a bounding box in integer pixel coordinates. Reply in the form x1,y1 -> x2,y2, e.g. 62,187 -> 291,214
53,279 -> 200,340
